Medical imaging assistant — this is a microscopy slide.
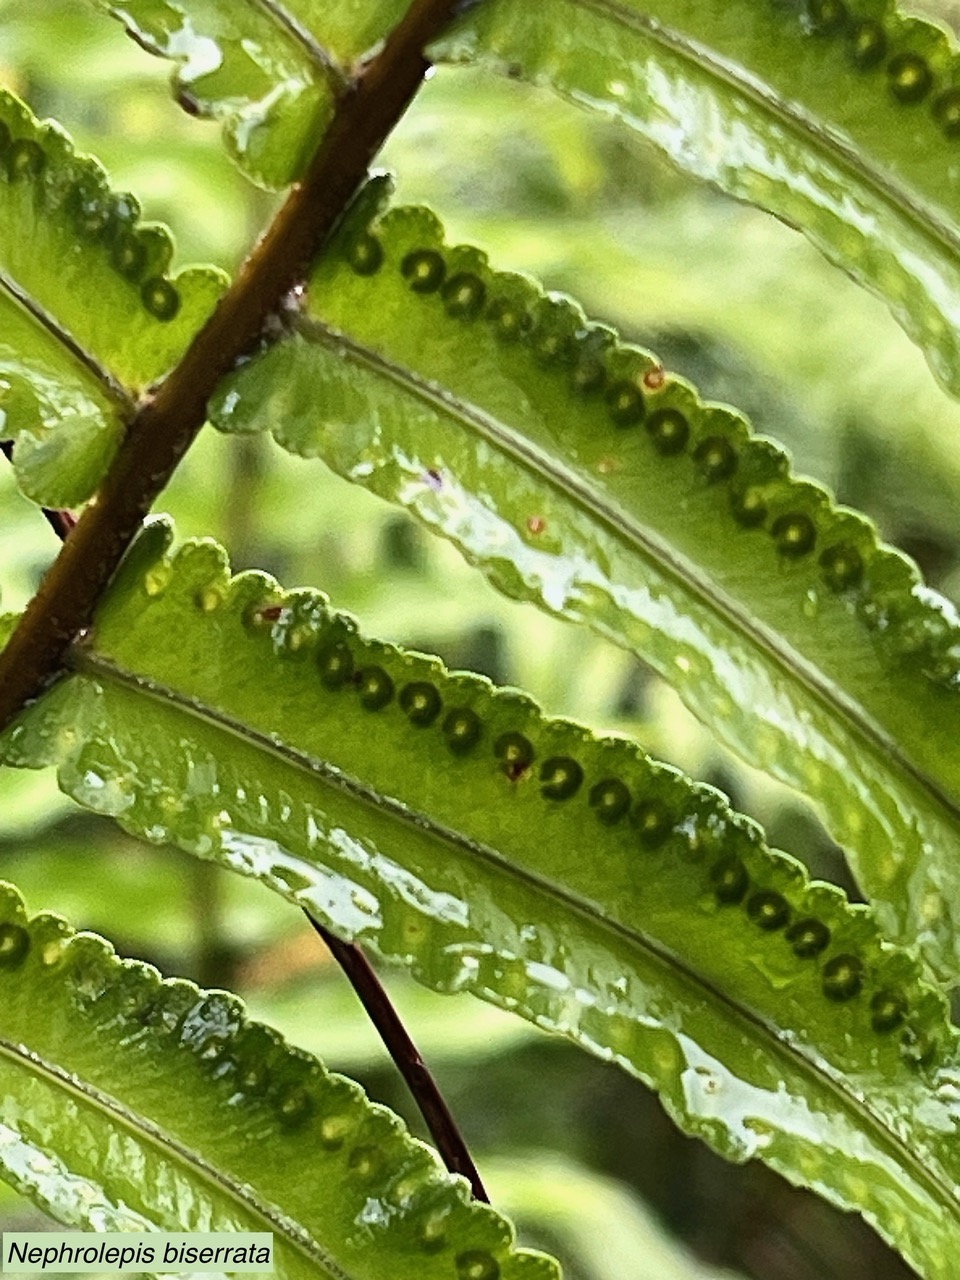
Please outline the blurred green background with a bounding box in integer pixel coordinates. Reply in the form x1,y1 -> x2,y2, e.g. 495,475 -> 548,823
3,2 -> 960,1276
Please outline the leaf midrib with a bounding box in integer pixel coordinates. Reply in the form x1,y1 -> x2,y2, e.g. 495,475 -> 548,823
0,271 -> 134,414
566,0 -> 960,261
66,647 -> 960,1227
0,1033 -> 348,1280
251,0 -> 345,86
298,318 -> 960,837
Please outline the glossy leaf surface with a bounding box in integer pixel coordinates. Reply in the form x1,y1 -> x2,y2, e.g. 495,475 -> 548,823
210,184 -> 960,979
0,879 -> 552,1280
0,90 -> 225,503
432,0 -> 960,397
92,0 -> 407,188
2,521 -> 960,1278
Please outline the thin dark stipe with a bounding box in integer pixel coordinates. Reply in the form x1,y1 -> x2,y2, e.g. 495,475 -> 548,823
305,912 -> 489,1203
1,441 -> 76,540
0,469 -> 488,1196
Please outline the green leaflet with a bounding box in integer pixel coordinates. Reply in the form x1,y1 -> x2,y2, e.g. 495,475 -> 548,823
432,0 -> 960,398
3,520 -> 960,1277
0,289 -> 119,507
0,616 -> 18,649
0,879 -> 554,1280
0,91 -> 225,504
209,182 -> 960,980
0,467 -> 70,614
93,0 -> 407,188
0,92 -> 223,384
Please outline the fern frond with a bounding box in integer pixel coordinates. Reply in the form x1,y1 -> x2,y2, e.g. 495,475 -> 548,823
210,180 -> 960,979
2,520 -> 959,1277
0,91 -> 224,503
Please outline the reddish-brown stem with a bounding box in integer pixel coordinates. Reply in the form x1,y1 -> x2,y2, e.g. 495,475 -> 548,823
0,0 -> 467,727
306,913 -> 489,1202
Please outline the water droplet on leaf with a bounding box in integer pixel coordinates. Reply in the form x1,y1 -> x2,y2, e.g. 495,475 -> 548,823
111,230 -> 148,280
819,543 -> 863,590
933,88 -> 960,138
495,731 -> 535,775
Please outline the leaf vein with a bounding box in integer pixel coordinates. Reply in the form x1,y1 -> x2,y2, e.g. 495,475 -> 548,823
567,0 -> 960,260
0,271 -> 135,415
65,648 -> 960,1226
250,0 -> 349,90
300,317 -> 960,837
0,1034 -> 350,1279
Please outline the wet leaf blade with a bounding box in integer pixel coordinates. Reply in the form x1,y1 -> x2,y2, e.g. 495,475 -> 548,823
0,91 -> 223,387
87,0 -> 408,188
209,185 -> 960,981
0,880 -> 553,1280
0,90 -> 226,504
3,520 -> 960,1278
431,0 -> 960,398
0,291 -> 120,507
